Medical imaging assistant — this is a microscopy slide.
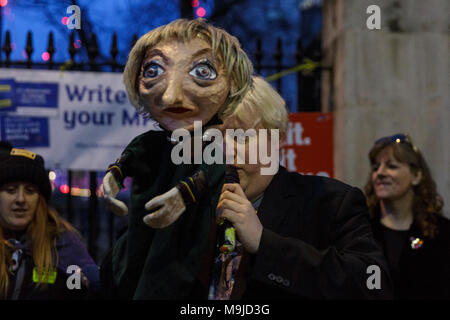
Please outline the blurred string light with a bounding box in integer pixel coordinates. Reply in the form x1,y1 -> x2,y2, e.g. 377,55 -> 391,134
49,171 -> 56,191
58,184 -> 91,197
61,16 -> 69,25
191,0 -> 207,17
196,7 -> 206,17
74,39 -> 82,48
42,51 -> 50,61
60,184 -> 69,194
0,0 -> 8,7
49,171 -> 56,181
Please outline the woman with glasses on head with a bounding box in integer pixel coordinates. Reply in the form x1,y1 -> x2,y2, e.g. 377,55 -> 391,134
0,142 -> 99,299
364,134 -> 450,299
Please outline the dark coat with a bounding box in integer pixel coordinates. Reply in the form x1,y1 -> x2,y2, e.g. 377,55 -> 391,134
6,231 -> 98,300
235,166 -> 393,299
107,130 -> 226,299
371,215 -> 450,299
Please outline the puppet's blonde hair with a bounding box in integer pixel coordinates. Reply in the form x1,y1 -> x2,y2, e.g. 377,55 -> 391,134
123,18 -> 253,119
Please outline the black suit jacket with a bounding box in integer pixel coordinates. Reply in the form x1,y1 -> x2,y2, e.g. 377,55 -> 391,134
371,215 -> 450,299
237,166 -> 393,299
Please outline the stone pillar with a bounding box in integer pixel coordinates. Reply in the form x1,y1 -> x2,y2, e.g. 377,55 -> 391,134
322,0 -> 450,217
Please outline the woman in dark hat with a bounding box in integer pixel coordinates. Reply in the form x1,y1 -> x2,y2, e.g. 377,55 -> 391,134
364,134 -> 450,299
0,143 -> 99,299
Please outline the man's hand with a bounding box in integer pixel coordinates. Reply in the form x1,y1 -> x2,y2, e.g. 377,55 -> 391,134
102,172 -> 128,216
216,183 -> 263,254
143,187 -> 186,228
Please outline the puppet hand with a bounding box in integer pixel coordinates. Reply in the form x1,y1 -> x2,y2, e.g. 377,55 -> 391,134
102,172 -> 128,216
217,183 -> 263,254
143,187 -> 186,228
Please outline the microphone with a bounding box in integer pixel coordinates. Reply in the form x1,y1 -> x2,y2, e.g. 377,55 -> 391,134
225,165 -> 240,184
218,165 -> 240,254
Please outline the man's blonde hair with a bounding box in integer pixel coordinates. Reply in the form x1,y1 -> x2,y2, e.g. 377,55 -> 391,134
225,76 -> 288,137
123,18 -> 253,118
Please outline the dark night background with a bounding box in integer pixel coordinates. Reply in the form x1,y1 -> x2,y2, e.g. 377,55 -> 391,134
0,0 -> 322,112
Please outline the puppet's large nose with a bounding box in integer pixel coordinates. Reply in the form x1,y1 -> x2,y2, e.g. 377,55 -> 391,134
161,73 -> 183,106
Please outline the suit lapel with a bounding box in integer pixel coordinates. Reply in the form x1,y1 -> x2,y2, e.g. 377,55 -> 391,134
257,166 -> 304,232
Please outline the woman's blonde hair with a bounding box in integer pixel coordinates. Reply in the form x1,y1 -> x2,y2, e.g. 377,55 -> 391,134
224,76 -> 289,137
123,18 -> 253,119
0,194 -> 77,298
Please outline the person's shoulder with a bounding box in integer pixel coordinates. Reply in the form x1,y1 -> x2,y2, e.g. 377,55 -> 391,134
437,214 -> 450,224
55,230 -> 84,249
430,215 -> 450,255
436,214 -> 450,234
280,169 -> 367,217
284,169 -> 356,195
125,129 -> 167,151
55,230 -> 97,270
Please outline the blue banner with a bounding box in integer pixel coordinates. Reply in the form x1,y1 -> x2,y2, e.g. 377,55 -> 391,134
0,115 -> 50,147
15,82 -> 59,108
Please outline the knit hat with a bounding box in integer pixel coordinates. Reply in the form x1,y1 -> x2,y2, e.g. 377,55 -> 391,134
0,142 -> 52,202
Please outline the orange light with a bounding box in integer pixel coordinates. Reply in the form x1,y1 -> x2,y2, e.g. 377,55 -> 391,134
71,187 -> 91,197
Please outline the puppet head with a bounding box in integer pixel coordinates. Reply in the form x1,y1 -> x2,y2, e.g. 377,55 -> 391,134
123,18 -> 253,132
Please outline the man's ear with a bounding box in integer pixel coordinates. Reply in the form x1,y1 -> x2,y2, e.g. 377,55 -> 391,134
412,170 -> 422,186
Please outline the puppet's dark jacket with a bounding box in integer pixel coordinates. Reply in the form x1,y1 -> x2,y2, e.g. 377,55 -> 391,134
103,130 -> 225,299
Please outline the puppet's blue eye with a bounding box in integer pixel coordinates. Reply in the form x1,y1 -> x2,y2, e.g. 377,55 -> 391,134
189,60 -> 217,80
143,62 -> 164,78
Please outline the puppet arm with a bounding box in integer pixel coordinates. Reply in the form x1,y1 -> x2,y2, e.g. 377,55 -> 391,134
102,153 -> 133,216
142,126 -> 221,228
102,171 -> 128,216
143,170 -> 207,228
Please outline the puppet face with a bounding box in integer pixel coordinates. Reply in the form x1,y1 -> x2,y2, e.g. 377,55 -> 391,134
138,37 -> 230,132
